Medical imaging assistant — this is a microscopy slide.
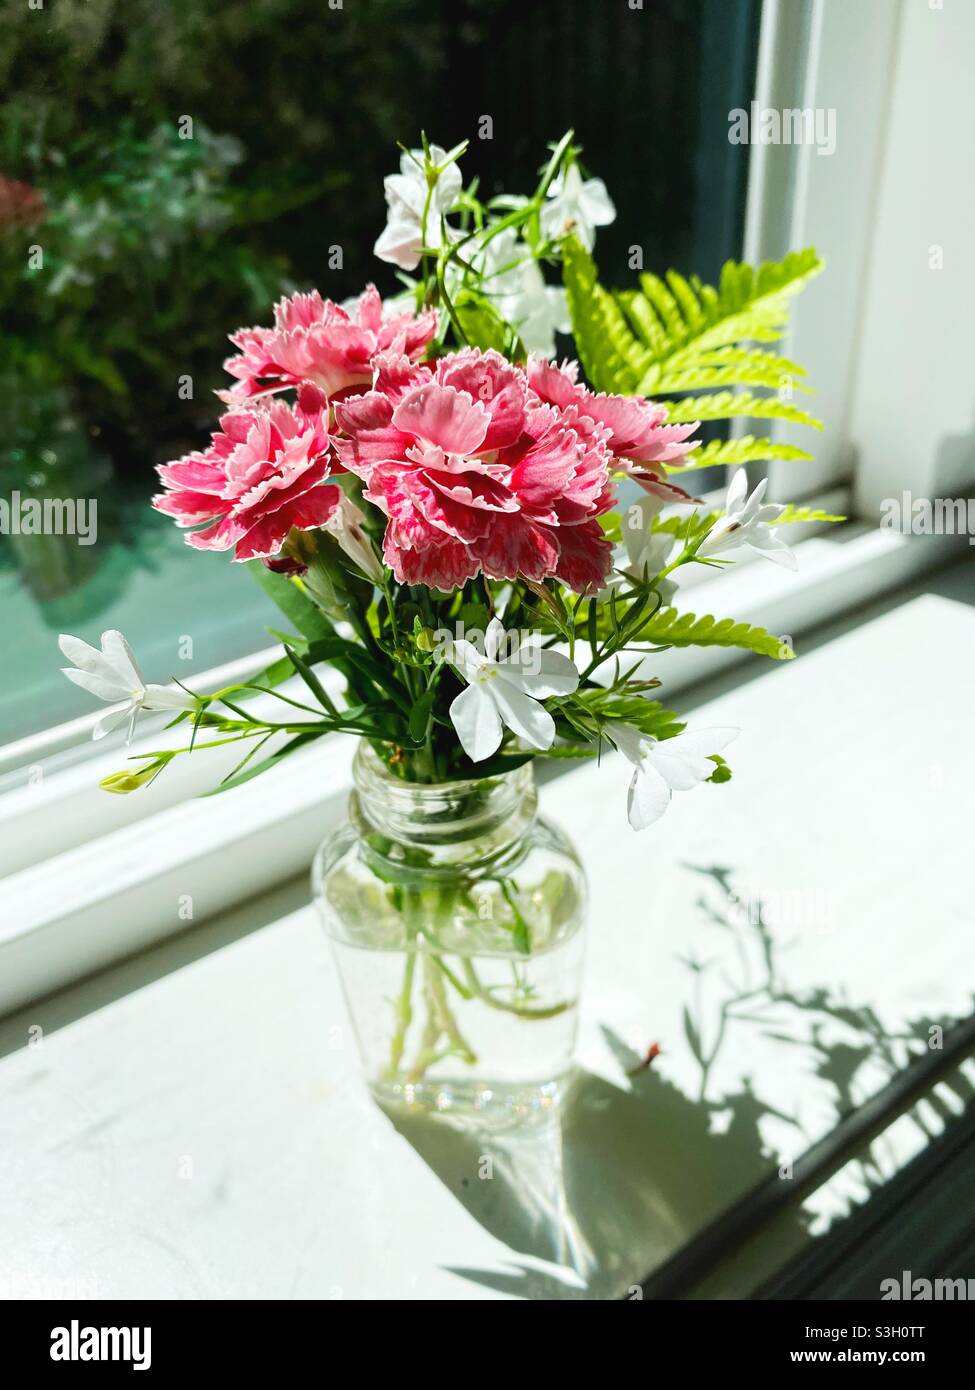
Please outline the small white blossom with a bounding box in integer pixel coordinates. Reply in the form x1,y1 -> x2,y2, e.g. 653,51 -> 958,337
322,493 -> 383,584
540,163 -> 616,251
698,469 -> 796,569
476,227 -> 570,357
59,630 -> 196,741
620,496 -> 679,602
447,618 -> 579,762
374,145 -> 462,271
606,721 -> 738,830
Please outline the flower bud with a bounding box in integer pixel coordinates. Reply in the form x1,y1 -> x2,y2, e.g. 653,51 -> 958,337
99,759 -> 166,794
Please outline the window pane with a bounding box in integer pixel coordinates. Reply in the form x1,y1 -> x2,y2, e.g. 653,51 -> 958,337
0,0 -> 759,744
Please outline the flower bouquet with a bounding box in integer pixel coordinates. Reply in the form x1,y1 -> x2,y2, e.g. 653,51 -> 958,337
62,133 -> 834,1123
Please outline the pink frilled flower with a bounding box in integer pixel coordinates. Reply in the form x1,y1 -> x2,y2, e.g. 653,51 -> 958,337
333,348 -> 615,593
527,356 -> 701,507
221,284 -> 438,403
152,384 -> 343,562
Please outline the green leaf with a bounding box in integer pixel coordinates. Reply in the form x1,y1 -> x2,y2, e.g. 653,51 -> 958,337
638,345 -> 809,396
663,390 -> 822,429
284,644 -> 339,716
455,295 -> 510,353
575,690 -> 686,741
303,635 -> 409,712
201,731 -> 321,796
707,754 -> 733,784
248,561 -> 334,642
537,744 -> 599,761
629,250 -> 824,392
408,689 -> 436,744
562,236 -> 823,423
631,608 -> 795,661
562,235 -> 649,393
771,505 -> 847,527
672,435 -> 812,470
651,511 -> 721,538
449,749 -> 537,779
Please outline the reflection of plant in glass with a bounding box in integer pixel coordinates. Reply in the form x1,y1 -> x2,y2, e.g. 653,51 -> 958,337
0,119 -> 298,610
0,121 -> 291,467
0,373 -> 112,602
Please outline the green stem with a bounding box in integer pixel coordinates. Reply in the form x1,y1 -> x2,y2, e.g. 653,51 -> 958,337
461,960 -> 572,1021
428,959 -> 477,1065
385,949 -> 417,1079
406,959 -> 443,1083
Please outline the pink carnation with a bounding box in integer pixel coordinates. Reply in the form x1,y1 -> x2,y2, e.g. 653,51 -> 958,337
153,384 -> 343,562
334,348 -> 615,593
222,285 -> 437,403
527,356 -> 701,506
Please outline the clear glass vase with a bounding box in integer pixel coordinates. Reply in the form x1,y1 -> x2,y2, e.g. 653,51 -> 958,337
312,743 -> 587,1127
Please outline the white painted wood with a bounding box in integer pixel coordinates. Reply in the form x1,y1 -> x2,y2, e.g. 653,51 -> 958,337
0,661 -> 344,877
0,645 -> 280,776
742,0 -> 904,501
0,736 -> 353,1015
1,592 -> 972,1299
849,0 -> 975,515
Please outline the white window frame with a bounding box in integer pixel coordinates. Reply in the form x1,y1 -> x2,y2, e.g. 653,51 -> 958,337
2,0 -> 971,1014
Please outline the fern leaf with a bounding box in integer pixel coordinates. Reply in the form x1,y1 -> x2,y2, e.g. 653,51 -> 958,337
562,236 -> 649,392
562,237 -> 824,480
575,690 -> 687,741
647,346 -> 810,396
673,435 -> 812,470
634,248 -> 822,386
770,505 -> 847,527
631,608 -> 794,661
651,511 -> 719,537
663,391 -> 822,430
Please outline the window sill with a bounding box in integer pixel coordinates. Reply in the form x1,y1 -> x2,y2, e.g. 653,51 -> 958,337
2,582 -> 973,1296
0,525 -> 966,1015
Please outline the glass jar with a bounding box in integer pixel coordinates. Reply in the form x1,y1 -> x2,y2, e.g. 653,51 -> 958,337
312,743 -> 587,1127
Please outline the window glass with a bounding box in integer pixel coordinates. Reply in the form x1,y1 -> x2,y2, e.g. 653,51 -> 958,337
0,0 -> 760,745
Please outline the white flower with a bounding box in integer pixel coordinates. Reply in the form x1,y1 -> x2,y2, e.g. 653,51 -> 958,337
59,630 -> 196,741
619,496 -> 678,602
447,617 -> 579,762
374,145 -> 463,271
697,469 -> 797,569
540,163 -> 616,251
322,492 -> 383,584
605,721 -> 738,830
476,227 -> 570,357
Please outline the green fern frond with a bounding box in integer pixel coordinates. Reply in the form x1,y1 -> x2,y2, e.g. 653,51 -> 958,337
770,505 -> 847,526
561,237 -> 824,428
627,260 -> 823,392
630,608 -> 794,661
663,391 -> 822,429
622,251 -> 821,385
651,511 -> 720,537
562,236 -> 649,392
642,346 -> 810,396
671,435 -> 812,471
574,691 -> 686,741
